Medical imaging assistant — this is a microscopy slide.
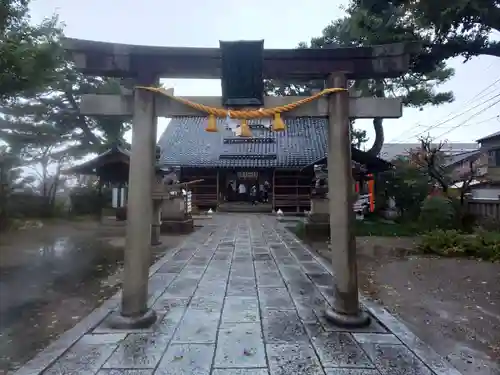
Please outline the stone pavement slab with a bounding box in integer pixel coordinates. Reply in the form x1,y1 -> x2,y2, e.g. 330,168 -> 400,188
14,215 -> 463,375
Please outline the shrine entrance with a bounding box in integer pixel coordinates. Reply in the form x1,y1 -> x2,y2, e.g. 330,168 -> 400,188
65,37 -> 418,329
224,170 -> 270,202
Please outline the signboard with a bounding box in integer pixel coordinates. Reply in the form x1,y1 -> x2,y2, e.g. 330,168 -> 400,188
237,171 -> 258,179
223,137 -> 274,144
219,154 -> 277,160
353,194 -> 370,213
186,191 -> 192,213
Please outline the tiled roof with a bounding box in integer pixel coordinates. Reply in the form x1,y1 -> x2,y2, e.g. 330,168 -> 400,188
443,150 -> 481,168
380,142 -> 479,161
305,147 -> 393,173
477,130 -> 500,142
66,143 -> 131,174
157,117 -> 329,168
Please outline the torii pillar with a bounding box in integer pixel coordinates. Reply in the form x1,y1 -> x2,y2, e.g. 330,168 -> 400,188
325,73 -> 370,327
108,75 -> 158,328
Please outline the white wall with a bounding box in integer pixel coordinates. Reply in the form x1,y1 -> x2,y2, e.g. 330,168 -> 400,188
471,187 -> 500,200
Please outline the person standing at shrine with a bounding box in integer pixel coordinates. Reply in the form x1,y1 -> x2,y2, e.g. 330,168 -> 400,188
262,180 -> 271,203
250,183 -> 258,205
238,182 -> 247,201
226,180 -> 234,201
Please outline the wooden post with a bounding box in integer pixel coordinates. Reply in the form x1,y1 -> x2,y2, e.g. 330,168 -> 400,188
108,77 -> 158,329
296,170 -> 300,213
216,169 -> 220,209
97,178 -> 103,220
272,169 -> 276,211
325,73 -> 370,327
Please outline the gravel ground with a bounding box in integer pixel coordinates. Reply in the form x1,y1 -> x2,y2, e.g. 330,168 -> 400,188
307,236 -> 500,375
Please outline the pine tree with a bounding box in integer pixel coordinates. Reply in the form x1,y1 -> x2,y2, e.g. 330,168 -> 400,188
0,0 -> 62,101
265,5 -> 455,154
0,63 -> 129,161
0,62 -> 130,209
357,0 -> 500,60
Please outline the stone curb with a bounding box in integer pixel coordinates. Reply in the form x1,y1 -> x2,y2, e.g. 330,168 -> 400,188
275,221 -> 463,375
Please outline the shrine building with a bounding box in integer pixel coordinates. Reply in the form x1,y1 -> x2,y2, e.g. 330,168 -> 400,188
157,116 -> 391,213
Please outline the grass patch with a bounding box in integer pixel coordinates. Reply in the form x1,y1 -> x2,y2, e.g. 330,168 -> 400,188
290,222 -> 306,239
419,229 -> 500,262
355,220 -> 419,237
290,219 -> 419,239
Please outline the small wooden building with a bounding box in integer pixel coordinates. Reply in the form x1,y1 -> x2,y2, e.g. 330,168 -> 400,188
68,144 -> 131,184
158,116 -> 391,212
66,143 -> 167,214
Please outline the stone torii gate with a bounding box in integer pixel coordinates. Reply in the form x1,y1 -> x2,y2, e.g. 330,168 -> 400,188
63,38 -> 417,328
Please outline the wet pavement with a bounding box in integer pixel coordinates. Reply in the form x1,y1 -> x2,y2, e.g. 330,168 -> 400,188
13,215 -> 463,375
1,237 -> 120,323
0,232 -> 124,373
0,221 -> 193,374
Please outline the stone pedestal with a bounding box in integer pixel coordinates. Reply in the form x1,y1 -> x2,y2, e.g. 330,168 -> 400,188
382,197 -> 399,220
160,196 -> 194,234
304,197 -> 330,238
151,200 -> 162,246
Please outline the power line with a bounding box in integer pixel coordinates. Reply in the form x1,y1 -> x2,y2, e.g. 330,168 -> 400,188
415,115 -> 499,140
386,115 -> 499,144
388,77 -> 500,142
410,92 -> 500,137
445,115 -> 499,129
465,76 -> 500,104
395,91 -> 500,142
432,99 -> 500,140
407,91 -> 500,138
421,115 -> 499,131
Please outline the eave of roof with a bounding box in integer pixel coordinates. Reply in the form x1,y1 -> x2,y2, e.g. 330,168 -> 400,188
158,117 -> 395,171
476,130 -> 500,143
443,150 -> 482,168
64,144 -> 130,174
301,148 -> 393,173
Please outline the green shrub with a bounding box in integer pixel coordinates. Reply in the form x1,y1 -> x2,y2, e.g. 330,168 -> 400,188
70,187 -> 111,216
355,220 -> 419,237
418,195 -> 456,231
476,216 -> 500,232
419,229 -> 500,261
475,229 -> 500,260
291,218 -> 419,239
376,161 -> 430,220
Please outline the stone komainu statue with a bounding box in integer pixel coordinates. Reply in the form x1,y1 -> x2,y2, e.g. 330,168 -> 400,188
162,171 -> 179,185
312,164 -> 328,197
155,146 -> 179,186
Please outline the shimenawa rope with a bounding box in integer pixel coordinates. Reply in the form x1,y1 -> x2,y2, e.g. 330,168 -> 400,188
135,86 -> 346,136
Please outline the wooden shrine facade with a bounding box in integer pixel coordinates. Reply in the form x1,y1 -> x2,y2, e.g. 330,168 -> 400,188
178,167 -> 313,213
178,161 -> 389,213
157,117 -> 392,212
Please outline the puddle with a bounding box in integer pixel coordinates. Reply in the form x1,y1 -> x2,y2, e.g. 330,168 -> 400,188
0,217 -> 196,375
0,235 -> 126,373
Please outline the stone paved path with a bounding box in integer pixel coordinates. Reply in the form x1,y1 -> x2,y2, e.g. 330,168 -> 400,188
14,215 -> 463,375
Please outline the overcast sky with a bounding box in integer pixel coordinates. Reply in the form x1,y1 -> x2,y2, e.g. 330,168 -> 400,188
30,0 -> 500,146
